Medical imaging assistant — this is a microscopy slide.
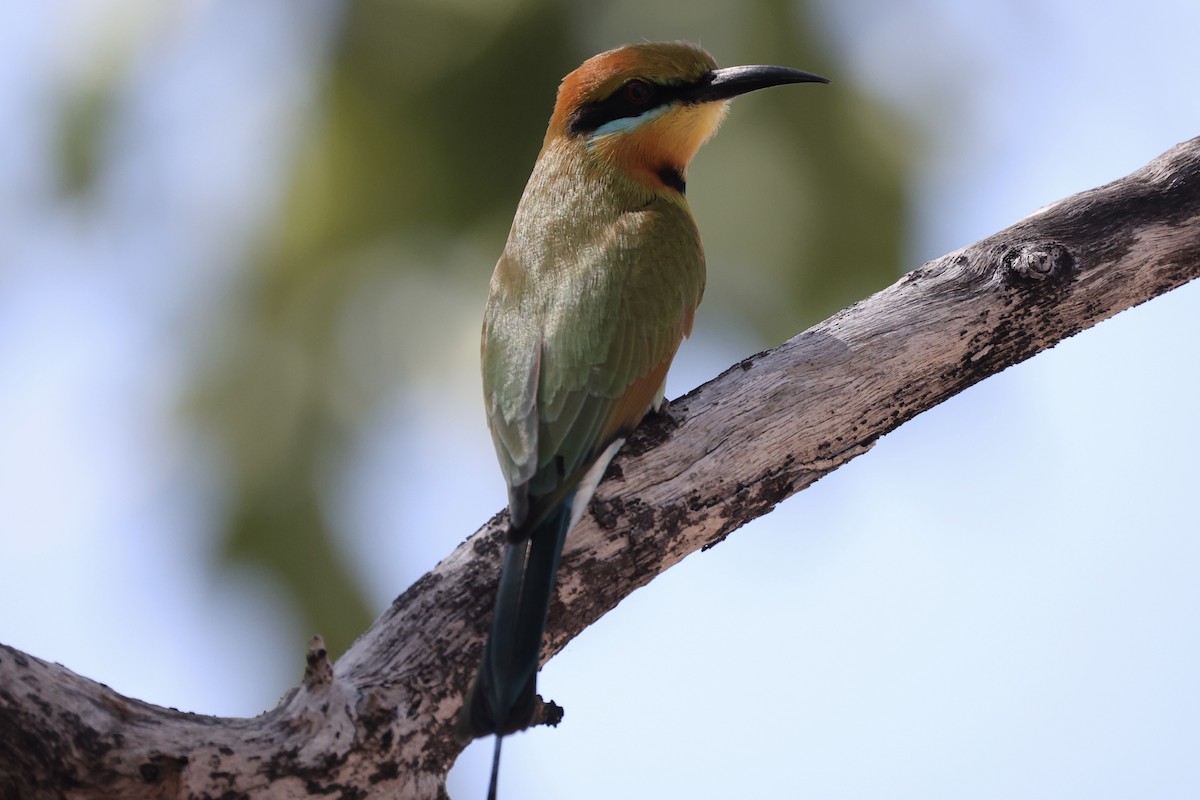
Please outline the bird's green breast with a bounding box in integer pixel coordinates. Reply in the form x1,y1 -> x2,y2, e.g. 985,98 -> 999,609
483,140 -> 705,528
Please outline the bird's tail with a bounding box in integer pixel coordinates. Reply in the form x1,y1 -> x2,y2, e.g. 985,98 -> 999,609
459,496 -> 573,772
487,736 -> 503,800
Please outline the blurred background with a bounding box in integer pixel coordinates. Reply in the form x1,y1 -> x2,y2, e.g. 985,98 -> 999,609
1,1 -> 1198,798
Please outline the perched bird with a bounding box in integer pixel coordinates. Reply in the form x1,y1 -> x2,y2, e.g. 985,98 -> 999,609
459,41 -> 827,797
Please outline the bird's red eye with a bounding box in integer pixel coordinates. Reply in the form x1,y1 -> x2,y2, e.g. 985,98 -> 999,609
624,79 -> 652,105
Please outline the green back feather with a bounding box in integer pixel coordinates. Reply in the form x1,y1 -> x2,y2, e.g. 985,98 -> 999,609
482,141 -> 705,533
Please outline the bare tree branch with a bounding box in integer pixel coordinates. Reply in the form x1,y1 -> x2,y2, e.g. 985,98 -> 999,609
3,137 -> 1199,800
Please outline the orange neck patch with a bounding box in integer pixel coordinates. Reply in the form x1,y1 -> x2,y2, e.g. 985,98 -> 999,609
589,100 -> 729,193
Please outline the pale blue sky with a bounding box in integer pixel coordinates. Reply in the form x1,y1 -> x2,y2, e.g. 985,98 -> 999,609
1,2 -> 1197,799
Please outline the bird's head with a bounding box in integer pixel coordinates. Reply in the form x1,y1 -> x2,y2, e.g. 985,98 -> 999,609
545,42 -> 828,194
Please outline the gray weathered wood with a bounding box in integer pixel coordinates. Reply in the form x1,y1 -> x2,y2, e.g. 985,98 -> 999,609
3,136 -> 1199,800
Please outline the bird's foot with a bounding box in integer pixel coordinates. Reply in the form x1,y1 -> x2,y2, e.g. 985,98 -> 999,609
651,400 -> 682,429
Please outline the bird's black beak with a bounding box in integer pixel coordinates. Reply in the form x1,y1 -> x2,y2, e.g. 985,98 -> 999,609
687,65 -> 829,103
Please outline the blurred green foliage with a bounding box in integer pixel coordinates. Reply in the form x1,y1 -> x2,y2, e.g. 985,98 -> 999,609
57,80 -> 114,199
194,0 -> 912,657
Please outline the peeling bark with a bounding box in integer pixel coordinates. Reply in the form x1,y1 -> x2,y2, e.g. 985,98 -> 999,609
2,137 -> 1199,799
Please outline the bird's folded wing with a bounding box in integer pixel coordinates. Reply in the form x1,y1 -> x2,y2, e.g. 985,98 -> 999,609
482,202 -> 704,535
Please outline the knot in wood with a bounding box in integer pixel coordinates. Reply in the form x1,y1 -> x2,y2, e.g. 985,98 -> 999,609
1002,242 -> 1074,286
303,635 -> 334,688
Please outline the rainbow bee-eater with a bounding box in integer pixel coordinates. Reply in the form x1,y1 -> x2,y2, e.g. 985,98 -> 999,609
459,41 -> 827,796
